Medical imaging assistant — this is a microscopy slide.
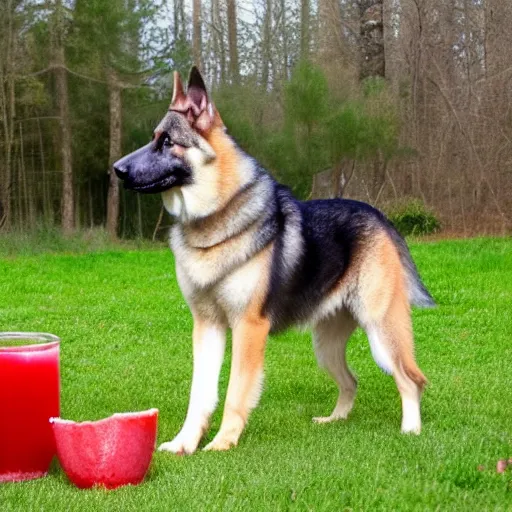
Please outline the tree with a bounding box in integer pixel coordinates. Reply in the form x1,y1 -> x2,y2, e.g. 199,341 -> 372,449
106,69 -> 122,238
210,0 -> 226,84
0,0 -> 510,237
300,0 -> 310,59
261,0 -> 272,89
0,0 -> 16,230
358,0 -> 384,80
52,0 -> 75,235
227,0 -> 239,83
192,0 -> 202,69
71,0 -> 154,238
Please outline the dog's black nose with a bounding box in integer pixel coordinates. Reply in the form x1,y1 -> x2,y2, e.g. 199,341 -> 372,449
113,162 -> 128,179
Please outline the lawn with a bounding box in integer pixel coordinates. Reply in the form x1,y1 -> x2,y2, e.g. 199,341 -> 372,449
0,237 -> 511,510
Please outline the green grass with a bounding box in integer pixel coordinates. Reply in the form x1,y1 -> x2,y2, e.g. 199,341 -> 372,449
0,238 -> 511,510
0,227 -> 165,257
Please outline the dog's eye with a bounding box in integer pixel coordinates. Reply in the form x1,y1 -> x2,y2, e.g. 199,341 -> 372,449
163,136 -> 174,148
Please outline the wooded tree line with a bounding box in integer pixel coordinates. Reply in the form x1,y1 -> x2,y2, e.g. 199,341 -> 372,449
0,0 -> 510,239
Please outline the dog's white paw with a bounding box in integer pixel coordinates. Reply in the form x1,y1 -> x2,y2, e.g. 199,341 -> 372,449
400,398 -> 421,434
158,434 -> 200,455
400,423 -> 421,435
313,402 -> 353,424
203,433 -> 238,452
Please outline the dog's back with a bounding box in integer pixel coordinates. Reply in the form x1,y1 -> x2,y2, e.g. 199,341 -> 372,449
262,184 -> 434,332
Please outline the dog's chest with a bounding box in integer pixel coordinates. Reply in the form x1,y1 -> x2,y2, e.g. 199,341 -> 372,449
173,241 -> 267,324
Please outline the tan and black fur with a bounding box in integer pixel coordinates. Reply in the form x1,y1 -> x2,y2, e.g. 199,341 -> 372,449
114,67 -> 434,454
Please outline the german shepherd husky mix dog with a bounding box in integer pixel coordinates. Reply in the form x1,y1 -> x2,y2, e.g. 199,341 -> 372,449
114,67 -> 435,454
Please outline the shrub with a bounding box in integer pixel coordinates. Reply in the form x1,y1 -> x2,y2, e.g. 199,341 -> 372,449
386,199 -> 441,237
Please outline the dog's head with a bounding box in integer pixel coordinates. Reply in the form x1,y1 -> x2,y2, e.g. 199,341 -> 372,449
114,67 -> 224,194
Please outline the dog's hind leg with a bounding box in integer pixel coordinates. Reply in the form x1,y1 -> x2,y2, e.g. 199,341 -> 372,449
356,233 -> 427,434
364,304 -> 426,434
312,309 -> 358,424
159,317 -> 226,455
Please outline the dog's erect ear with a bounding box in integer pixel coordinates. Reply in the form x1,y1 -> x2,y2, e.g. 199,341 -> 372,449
171,71 -> 186,105
186,66 -> 214,133
170,66 -> 223,133
187,66 -> 208,111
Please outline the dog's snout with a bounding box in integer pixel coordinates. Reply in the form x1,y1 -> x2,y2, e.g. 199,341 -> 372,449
113,144 -> 152,181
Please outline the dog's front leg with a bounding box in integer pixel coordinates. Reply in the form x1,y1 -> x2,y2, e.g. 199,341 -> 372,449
203,312 -> 270,452
159,318 -> 226,455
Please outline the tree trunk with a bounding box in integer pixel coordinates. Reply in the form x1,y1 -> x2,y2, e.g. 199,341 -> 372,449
227,0 -> 239,84
485,1 -> 512,76
300,0 -> 310,59
173,0 -> 180,42
281,0 -> 288,82
358,0 -> 384,80
55,45 -> 74,234
88,179 -> 93,229
261,0 -> 272,89
106,69 -> 122,239
318,0 -> 345,64
37,117 -> 53,224
136,194 -> 142,238
75,179 -> 80,230
0,0 -> 16,230
53,0 -> 74,236
19,122 -> 29,227
211,0 -> 226,84
192,0 -> 202,69
16,157 -> 23,228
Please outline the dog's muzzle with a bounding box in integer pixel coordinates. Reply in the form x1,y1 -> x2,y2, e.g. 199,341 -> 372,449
113,143 -> 192,194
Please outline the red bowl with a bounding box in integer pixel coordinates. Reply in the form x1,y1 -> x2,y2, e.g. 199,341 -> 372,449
50,408 -> 158,489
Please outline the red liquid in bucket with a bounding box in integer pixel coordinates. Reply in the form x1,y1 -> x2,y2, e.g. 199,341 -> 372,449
0,333 -> 60,482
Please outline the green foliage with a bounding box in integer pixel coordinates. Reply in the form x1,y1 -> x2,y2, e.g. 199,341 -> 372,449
214,80 -> 268,151
284,60 -> 328,128
16,76 -> 50,110
326,79 -> 401,164
387,199 -> 441,237
169,34 -> 194,80
70,78 -> 110,179
215,61 -> 404,200
324,104 -> 361,160
361,75 -> 388,97
70,0 -> 151,73
62,0 -> 165,235
0,3 -> 410,235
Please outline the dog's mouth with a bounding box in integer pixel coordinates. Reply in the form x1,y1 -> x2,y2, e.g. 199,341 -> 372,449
125,175 -> 178,194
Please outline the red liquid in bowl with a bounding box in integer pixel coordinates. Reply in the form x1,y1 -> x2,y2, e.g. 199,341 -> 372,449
0,334 -> 60,482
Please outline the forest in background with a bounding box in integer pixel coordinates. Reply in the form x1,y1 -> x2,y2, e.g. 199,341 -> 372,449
1,0 -> 511,240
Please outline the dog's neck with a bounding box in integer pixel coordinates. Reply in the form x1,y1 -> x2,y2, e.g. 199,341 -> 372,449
178,172 -> 274,249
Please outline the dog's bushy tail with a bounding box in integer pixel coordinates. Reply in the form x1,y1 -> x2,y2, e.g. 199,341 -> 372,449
387,227 -> 436,309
